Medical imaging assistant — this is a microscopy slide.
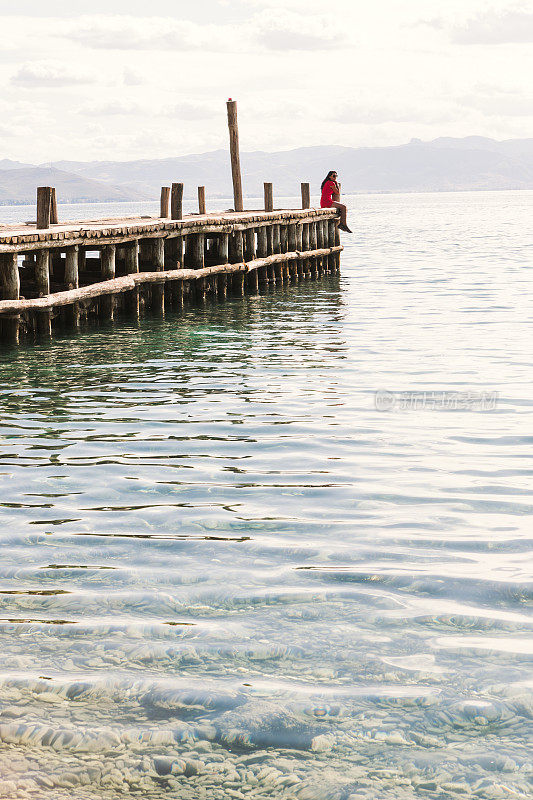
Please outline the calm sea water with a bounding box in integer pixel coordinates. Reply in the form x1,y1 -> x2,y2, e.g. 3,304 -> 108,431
0,192 -> 532,800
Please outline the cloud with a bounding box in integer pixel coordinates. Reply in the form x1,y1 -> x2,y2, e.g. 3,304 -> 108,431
11,62 -> 97,87
65,15 -> 206,50
123,67 -> 143,86
332,102 -> 454,126
79,100 -> 142,116
459,87 -> 533,117
63,11 -> 344,54
451,9 -> 533,44
252,9 -> 344,50
166,102 -> 218,120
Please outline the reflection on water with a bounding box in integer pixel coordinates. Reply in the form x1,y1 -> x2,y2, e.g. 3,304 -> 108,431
0,191 -> 532,800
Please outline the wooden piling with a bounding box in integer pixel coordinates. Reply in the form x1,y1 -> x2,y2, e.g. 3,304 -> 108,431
302,223 -> 310,277
35,250 -> 51,335
0,253 -> 20,343
64,245 -> 80,327
226,99 -> 244,212
160,187 -> 171,219
36,187 -> 52,230
301,183 -> 310,209
191,234 -> 206,300
124,240 -> 140,317
100,245 -> 116,320
0,253 -> 20,301
171,183 -> 184,220
328,220 -> 338,273
245,229 -> 256,261
198,186 -> 206,215
264,183 -> 273,213
152,238 -> 165,314
217,233 -> 229,297
309,222 -> 318,277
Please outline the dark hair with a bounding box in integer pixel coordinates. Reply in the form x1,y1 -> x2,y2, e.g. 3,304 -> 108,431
321,171 -> 337,191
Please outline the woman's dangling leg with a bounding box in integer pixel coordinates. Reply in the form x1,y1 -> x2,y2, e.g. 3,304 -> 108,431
332,201 -> 351,232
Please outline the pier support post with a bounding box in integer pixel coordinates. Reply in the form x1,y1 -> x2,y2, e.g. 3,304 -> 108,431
328,220 -> 338,273
334,217 -> 341,272
0,253 -> 20,343
264,183 -> 273,213
296,223 -> 304,279
288,224 -> 298,282
166,236 -> 182,269
244,228 -> 258,292
100,245 -> 116,320
301,183 -> 310,209
153,237 -> 165,315
247,266 -> 259,293
64,245 -> 80,328
272,224 -> 282,283
160,187 -> 171,219
302,223 -> 310,278
280,224 -> 289,282
35,250 -> 51,335
316,220 -> 325,274
124,240 -> 140,318
171,183 -> 184,220
191,233 -> 206,301
217,233 -> 229,298
245,229 -> 256,261
231,232 -> 245,295
65,246 -> 79,289
227,99 -> 244,212
256,226 -> 268,284
256,227 -> 268,258
309,222 -> 318,278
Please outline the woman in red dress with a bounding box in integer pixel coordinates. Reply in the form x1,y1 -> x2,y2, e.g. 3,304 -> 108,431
320,171 -> 352,232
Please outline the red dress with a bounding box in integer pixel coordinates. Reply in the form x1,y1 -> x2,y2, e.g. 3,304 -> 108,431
321,180 -> 337,208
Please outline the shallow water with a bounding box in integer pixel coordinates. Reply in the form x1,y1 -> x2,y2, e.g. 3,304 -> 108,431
0,191 -> 532,800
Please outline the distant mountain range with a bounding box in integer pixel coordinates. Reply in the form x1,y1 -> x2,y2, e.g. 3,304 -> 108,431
1,136 -> 533,205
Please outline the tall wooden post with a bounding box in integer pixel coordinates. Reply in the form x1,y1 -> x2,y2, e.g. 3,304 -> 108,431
198,186 -> 206,215
171,183 -> 183,220
264,183 -> 273,213
301,183 -> 310,209
50,188 -> 58,224
226,99 -> 243,212
160,187 -> 170,218
36,187 -> 52,230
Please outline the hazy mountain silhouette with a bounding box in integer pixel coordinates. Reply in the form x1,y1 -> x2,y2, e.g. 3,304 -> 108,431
0,166 -> 146,205
1,137 -> 532,204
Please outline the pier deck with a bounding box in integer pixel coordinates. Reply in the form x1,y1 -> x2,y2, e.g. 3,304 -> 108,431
0,206 -> 342,344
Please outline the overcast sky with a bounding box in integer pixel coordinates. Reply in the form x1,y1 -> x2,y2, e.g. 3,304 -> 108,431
0,0 -> 532,163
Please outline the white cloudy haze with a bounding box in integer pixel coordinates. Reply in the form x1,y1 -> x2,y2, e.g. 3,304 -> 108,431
0,0 -> 532,163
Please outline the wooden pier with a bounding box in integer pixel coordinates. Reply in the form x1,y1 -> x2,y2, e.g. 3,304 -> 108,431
0,100 -> 343,345
0,205 -> 342,344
